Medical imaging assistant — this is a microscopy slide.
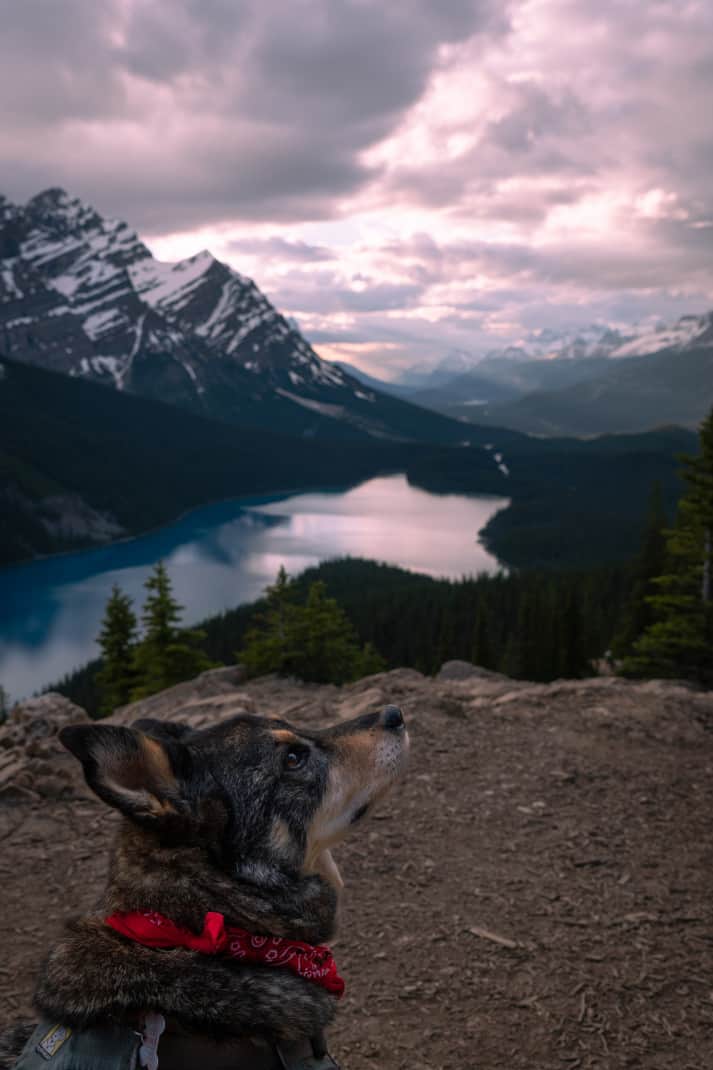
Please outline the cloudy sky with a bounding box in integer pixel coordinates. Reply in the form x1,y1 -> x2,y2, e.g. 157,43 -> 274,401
2,0 -> 712,376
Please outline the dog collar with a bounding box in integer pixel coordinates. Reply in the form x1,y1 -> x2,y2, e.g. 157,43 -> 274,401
105,910 -> 345,998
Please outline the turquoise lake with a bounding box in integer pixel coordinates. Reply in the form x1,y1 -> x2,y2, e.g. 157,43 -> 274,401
0,474 -> 509,703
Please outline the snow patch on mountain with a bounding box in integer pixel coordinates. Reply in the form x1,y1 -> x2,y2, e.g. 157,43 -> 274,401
130,249 -> 215,306
609,314 -> 711,358
276,389 -> 346,418
0,264 -> 22,299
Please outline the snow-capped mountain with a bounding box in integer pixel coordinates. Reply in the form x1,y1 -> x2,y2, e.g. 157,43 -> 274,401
608,313 -> 713,358
398,307 -> 713,435
399,315 -> 712,388
0,188 -> 468,443
503,324 -> 641,362
479,313 -> 713,364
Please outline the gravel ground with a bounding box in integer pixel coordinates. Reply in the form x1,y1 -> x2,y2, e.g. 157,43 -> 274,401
1,667 -> 713,1069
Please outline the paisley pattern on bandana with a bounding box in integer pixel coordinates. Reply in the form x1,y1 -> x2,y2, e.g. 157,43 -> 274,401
105,910 -> 345,997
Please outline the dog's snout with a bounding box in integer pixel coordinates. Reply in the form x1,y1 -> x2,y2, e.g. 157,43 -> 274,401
381,705 -> 404,731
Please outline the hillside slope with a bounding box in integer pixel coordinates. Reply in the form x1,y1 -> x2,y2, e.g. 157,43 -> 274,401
0,356 -> 397,563
1,667 -> 712,1070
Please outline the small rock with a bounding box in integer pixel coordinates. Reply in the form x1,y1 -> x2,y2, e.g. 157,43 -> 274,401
0,782 -> 38,805
0,761 -> 23,787
36,775 -> 69,799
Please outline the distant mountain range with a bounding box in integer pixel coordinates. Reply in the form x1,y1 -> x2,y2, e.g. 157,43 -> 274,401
398,317 -> 710,383
352,313 -> 713,435
0,189 -> 471,444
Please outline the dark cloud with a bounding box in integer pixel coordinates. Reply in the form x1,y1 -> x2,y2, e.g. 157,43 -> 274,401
225,236 -> 334,262
376,226 -> 713,296
0,0 -> 711,369
266,272 -> 424,314
336,281 -> 424,312
0,0 -> 505,228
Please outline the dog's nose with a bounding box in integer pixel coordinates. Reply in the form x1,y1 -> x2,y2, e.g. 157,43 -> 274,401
381,705 -> 404,731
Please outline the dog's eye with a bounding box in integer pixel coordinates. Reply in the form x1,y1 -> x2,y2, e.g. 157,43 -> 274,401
284,748 -> 306,772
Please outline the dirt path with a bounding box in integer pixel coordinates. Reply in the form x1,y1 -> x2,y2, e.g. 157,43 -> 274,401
2,668 -> 713,1069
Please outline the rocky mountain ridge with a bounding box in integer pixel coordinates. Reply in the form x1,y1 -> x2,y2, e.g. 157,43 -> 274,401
397,311 -> 713,434
0,189 -> 469,443
398,314 -> 713,389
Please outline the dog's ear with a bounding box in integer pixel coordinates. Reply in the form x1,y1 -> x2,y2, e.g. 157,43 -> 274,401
131,717 -> 193,742
59,723 -> 189,824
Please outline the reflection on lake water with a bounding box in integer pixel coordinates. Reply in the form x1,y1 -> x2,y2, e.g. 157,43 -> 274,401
0,474 -> 509,702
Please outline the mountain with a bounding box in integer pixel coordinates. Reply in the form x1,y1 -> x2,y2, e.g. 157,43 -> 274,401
0,189 -> 473,444
476,312 -> 713,435
432,319 -> 703,371
395,324 -> 643,393
407,355 -> 614,417
405,312 -> 713,434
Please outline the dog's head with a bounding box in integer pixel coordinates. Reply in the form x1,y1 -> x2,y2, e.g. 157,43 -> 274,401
59,706 -> 408,880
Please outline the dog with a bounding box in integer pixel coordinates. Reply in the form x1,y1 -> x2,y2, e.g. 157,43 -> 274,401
1,704 -> 409,1069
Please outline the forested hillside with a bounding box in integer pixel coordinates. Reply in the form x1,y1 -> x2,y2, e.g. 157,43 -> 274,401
0,356 -> 390,563
0,355 -> 696,570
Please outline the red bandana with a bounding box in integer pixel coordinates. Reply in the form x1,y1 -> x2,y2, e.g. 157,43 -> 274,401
105,910 -> 344,998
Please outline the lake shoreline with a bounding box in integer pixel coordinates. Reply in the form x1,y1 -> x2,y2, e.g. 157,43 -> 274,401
0,471 -> 403,577
0,468 -> 512,577
0,476 -> 509,703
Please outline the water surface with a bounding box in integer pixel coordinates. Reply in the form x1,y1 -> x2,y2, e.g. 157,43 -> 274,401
0,474 -> 508,702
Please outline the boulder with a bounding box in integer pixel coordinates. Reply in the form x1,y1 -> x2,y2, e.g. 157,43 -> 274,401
0,692 -> 89,804
437,660 -> 506,682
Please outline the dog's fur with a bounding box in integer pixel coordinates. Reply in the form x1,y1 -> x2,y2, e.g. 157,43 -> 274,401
0,706 -> 408,1067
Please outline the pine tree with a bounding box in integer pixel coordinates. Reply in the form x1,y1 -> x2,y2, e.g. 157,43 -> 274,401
237,567 -> 385,684
611,483 -> 667,660
131,562 -> 213,700
299,580 -> 385,683
557,587 -> 589,678
472,601 -> 494,669
622,410 -> 713,683
95,585 -> 138,715
236,566 -> 301,678
0,683 -> 7,723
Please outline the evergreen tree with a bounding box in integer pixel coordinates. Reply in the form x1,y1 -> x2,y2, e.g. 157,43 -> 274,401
622,411 -> 713,683
238,567 -> 385,684
472,601 -> 494,669
557,588 -> 589,678
94,585 -> 138,715
611,483 -> 667,659
131,562 -> 213,699
0,683 -> 7,724
237,566 -> 301,678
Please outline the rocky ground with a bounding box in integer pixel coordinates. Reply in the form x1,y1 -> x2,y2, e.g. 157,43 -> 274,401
2,664 -> 713,1070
